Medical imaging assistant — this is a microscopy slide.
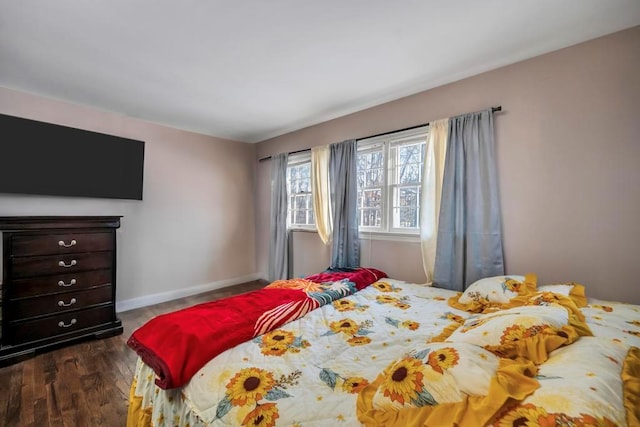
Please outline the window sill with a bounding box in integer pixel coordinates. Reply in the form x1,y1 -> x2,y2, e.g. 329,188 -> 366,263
359,232 -> 420,243
287,229 -> 420,243
288,227 -> 318,233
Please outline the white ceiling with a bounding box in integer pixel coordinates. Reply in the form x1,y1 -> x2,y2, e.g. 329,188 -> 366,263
1,1 -> 639,143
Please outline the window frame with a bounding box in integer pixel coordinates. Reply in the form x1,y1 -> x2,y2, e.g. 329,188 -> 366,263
286,152 -> 315,231
357,125 -> 429,240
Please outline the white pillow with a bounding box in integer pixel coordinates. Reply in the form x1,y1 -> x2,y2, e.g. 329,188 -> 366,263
537,283 -> 587,307
537,284 -> 574,297
458,275 -> 526,304
447,305 -> 569,348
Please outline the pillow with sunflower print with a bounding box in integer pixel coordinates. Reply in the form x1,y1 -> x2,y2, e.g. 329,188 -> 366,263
444,305 -> 583,364
459,274 -> 536,304
537,282 -> 587,307
488,337 -> 640,427
356,342 -> 539,427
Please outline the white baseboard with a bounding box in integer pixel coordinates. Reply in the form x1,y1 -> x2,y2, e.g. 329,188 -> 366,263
115,273 -> 263,313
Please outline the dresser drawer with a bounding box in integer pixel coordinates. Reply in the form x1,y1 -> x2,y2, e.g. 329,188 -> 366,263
11,251 -> 113,278
9,269 -> 112,299
8,305 -> 114,345
9,285 -> 113,321
10,232 -> 113,257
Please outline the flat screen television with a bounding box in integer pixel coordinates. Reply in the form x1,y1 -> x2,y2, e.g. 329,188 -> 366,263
0,113 -> 145,200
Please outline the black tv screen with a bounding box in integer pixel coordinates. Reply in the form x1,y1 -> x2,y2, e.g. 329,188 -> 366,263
0,114 -> 145,200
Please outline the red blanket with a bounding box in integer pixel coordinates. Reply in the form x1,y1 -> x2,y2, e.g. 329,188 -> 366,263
127,287 -> 310,389
305,267 -> 387,291
127,267 -> 387,389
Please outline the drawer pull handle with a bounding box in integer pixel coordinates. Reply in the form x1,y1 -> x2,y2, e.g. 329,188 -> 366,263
58,279 -> 77,287
58,319 -> 77,328
58,239 -> 77,248
58,298 -> 77,307
58,260 -> 77,268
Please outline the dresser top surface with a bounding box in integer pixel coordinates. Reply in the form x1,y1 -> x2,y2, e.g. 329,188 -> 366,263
0,216 -> 122,230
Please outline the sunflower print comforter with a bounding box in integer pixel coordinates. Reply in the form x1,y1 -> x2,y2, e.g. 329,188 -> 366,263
127,279 -> 640,427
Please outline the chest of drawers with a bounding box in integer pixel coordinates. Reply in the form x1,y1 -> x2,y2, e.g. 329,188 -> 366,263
0,216 -> 123,365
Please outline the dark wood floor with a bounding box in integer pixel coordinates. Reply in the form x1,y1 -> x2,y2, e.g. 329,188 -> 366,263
0,280 -> 267,427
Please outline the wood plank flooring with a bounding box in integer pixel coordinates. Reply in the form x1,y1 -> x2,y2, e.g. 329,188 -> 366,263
0,280 -> 267,427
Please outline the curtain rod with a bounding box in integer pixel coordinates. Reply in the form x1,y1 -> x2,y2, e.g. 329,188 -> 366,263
258,106 -> 502,162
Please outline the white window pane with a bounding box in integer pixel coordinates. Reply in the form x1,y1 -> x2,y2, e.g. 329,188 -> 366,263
365,151 -> 383,169
361,208 -> 381,227
363,189 -> 382,208
300,177 -> 310,192
398,187 -> 418,207
358,150 -> 385,188
371,151 -> 383,168
366,168 -> 384,187
308,208 -> 315,225
395,142 -> 425,185
295,195 -> 307,210
357,155 -> 367,171
398,163 -> 420,185
401,207 -> 418,228
399,144 -> 421,164
393,207 -> 418,228
295,210 -> 305,224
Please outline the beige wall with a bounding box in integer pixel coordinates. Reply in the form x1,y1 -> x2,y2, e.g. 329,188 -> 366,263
289,231 -> 331,278
0,87 -> 258,309
256,26 -> 640,304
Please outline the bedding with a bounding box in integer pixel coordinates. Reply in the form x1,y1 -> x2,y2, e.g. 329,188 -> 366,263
127,274 -> 640,427
127,267 -> 386,389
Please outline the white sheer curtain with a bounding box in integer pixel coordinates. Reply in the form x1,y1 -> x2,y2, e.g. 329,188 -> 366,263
420,119 -> 449,283
311,145 -> 332,244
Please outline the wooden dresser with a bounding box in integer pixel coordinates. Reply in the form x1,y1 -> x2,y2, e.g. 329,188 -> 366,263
0,216 -> 123,365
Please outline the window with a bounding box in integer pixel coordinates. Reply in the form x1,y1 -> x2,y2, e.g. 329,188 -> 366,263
286,154 -> 314,229
284,127 -> 427,234
357,127 -> 428,235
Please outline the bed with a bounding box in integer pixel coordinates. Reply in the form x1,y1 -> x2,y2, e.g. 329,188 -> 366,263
126,269 -> 640,427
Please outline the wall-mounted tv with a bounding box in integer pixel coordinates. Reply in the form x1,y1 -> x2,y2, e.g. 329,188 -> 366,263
0,113 -> 145,200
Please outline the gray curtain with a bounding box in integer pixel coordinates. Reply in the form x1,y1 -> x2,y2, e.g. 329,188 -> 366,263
329,139 -> 360,268
268,153 -> 289,281
433,109 -> 504,291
